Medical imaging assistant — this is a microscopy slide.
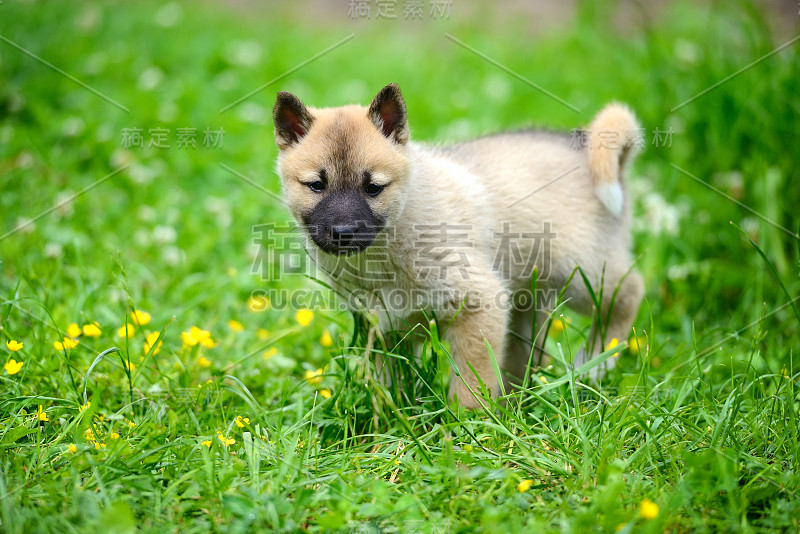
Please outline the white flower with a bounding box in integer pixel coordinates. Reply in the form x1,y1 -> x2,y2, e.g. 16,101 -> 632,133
154,3 -> 183,27
152,225 -> 177,245
44,243 -> 63,259
138,67 -> 164,91
224,40 -> 263,67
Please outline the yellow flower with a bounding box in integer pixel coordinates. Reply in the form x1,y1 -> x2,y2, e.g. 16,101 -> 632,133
263,347 -> 278,359
235,415 -> 250,428
517,479 -> 533,493
37,405 -> 48,422
6,340 -> 23,352
117,324 -> 134,338
539,375 -> 549,384
94,442 -> 106,450
84,428 -> 96,442
304,368 -> 323,385
4,358 -> 23,375
126,420 -> 135,429
82,322 -> 102,337
295,309 -> 314,326
181,326 -> 215,348
54,337 -> 79,351
144,331 -> 163,355
606,337 -> 619,352
67,323 -> 82,339
68,444 -> 77,454
320,330 -> 333,347
202,440 -> 212,448
79,402 -> 91,412
131,309 -> 151,326
109,432 -> 120,440
181,329 -> 198,346
227,319 -> 245,332
550,316 -> 567,335
629,335 -> 646,354
639,498 -> 659,519
198,356 -> 212,368
256,328 -> 270,340
319,389 -> 331,399
247,295 -> 270,312
217,433 -> 235,446
123,360 -> 136,372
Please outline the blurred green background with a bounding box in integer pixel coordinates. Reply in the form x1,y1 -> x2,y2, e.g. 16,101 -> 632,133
1,0 -> 799,531
1,0 -> 797,342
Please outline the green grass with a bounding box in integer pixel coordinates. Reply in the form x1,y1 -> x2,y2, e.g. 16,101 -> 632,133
1,1 -> 799,532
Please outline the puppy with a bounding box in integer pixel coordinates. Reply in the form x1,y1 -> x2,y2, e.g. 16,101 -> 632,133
273,83 -> 643,408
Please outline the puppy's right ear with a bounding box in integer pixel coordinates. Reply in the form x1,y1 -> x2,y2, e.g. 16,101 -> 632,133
273,92 -> 313,149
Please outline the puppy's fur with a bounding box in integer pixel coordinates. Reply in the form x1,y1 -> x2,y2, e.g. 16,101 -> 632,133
273,83 -> 643,408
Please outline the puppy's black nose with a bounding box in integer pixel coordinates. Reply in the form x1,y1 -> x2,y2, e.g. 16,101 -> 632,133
329,224 -> 357,244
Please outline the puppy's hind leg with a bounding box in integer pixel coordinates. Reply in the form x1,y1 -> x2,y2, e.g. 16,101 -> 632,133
578,268 -> 644,376
503,308 -> 549,390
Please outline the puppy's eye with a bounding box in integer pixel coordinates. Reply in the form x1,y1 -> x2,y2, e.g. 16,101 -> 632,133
364,183 -> 384,197
308,180 -> 326,193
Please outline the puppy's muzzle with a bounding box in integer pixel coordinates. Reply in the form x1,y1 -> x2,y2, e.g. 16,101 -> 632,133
307,220 -> 382,255
305,191 -> 384,255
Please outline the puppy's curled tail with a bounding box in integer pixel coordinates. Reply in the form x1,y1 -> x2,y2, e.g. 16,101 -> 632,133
587,103 -> 641,217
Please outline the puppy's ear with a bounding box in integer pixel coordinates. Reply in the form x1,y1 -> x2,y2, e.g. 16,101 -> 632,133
273,92 -> 313,149
368,83 -> 409,144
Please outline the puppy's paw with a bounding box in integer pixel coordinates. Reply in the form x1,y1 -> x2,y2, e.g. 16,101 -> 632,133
572,346 -> 588,365
449,377 -> 487,410
572,346 -> 610,382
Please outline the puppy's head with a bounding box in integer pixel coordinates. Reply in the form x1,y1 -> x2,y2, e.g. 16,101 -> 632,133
273,83 -> 411,255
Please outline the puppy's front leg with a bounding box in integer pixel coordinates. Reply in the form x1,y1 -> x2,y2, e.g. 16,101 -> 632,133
445,302 -> 508,409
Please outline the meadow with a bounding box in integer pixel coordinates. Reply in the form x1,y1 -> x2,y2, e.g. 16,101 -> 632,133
0,0 -> 799,532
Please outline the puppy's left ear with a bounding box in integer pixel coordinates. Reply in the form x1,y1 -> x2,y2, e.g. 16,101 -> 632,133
368,83 -> 409,145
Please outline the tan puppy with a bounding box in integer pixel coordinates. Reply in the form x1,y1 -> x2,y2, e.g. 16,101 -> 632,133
273,83 -> 643,408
